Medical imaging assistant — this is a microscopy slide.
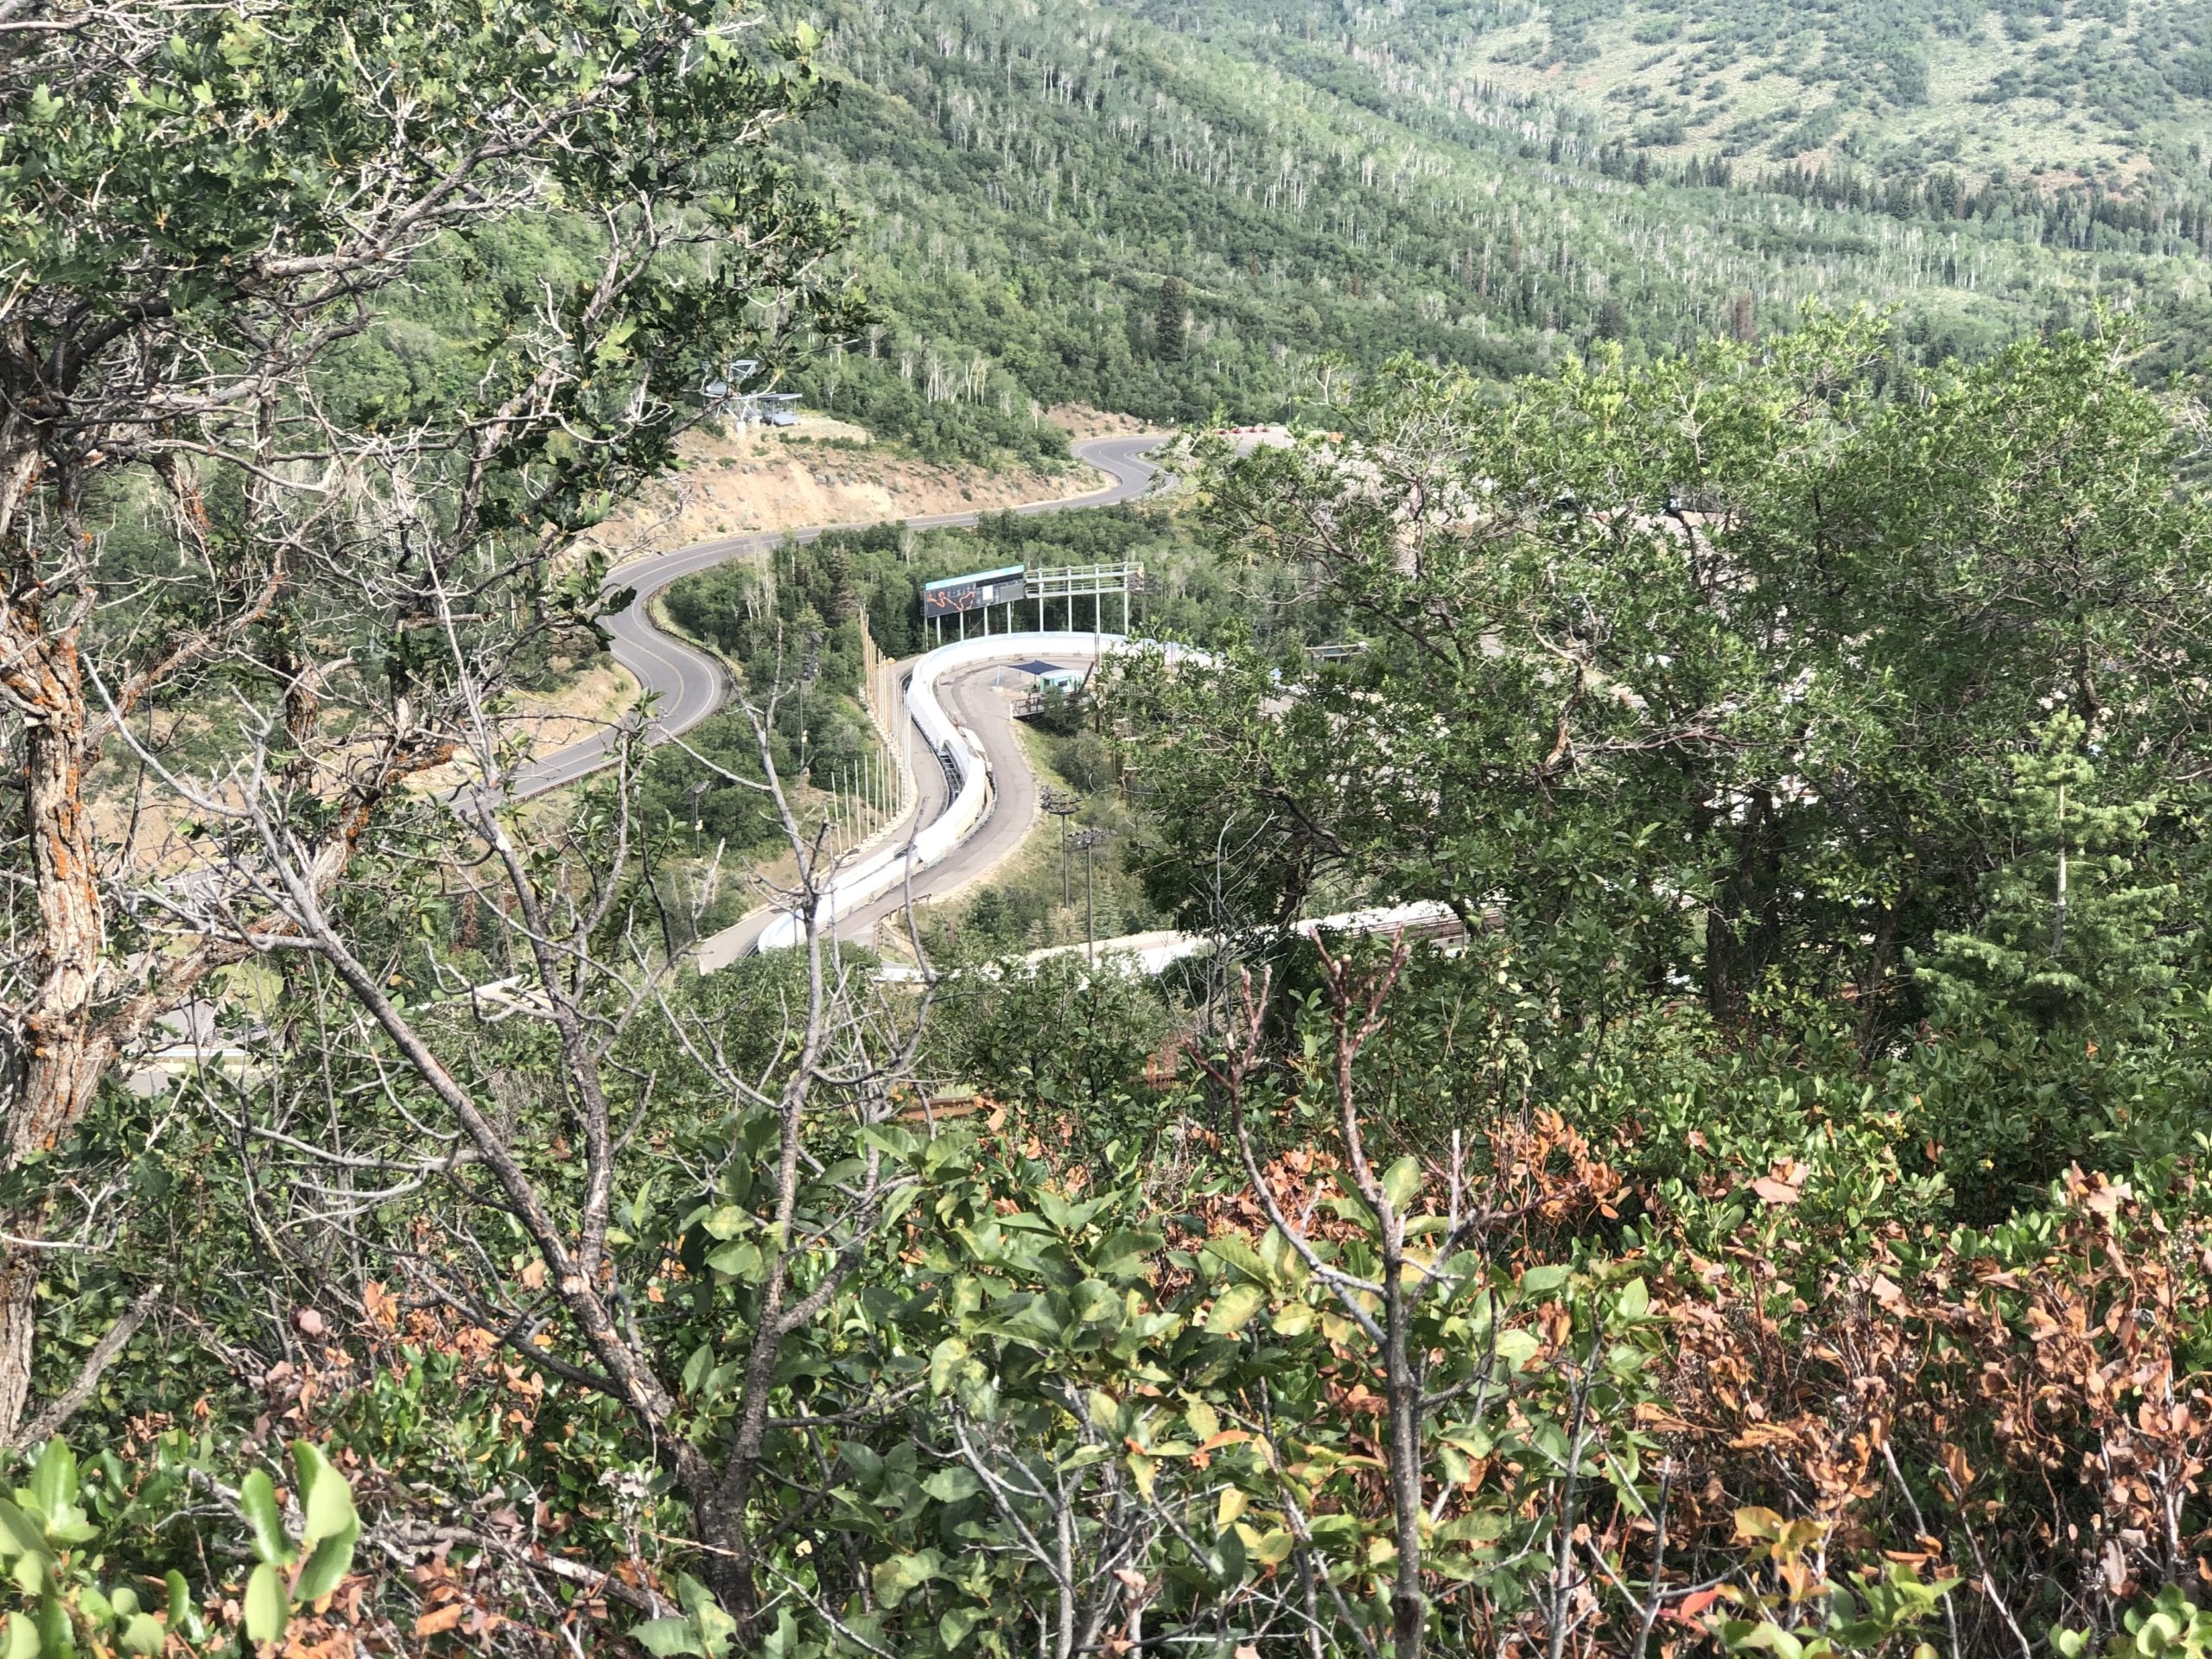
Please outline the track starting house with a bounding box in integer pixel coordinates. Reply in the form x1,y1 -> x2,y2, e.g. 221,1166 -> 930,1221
920,561 -> 1143,644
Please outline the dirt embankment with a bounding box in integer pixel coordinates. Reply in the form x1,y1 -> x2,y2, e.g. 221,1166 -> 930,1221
577,415 -> 1107,563
1044,404 -> 1156,442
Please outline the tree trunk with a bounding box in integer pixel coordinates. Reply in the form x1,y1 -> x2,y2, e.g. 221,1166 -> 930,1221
1704,787 -> 1781,1027
675,1443 -> 754,1616
694,1327 -> 782,1627
1384,1279 -> 1427,1659
0,619 -> 111,1441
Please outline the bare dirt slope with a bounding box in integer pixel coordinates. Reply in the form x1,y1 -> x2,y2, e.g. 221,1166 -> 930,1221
1043,404 -> 1154,443
579,416 -> 1096,561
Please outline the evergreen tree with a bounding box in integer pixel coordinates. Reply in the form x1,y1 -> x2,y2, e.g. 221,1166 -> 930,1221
1916,713 -> 2189,1033
1154,274 -> 1189,362
1906,714 -> 2198,1207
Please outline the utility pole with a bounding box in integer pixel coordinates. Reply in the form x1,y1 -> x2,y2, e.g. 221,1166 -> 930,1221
1040,788 -> 1079,909
1071,826 -> 1111,965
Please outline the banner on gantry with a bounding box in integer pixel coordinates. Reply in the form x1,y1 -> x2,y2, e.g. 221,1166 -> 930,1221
921,564 -> 1026,617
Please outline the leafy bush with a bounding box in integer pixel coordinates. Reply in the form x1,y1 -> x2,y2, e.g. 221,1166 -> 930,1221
0,1437 -> 354,1656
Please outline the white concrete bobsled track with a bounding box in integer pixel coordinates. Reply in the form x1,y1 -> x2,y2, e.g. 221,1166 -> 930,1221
749,632 -> 1205,954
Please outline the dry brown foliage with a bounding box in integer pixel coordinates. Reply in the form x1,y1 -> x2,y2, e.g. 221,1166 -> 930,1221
1650,1166 -> 2212,1645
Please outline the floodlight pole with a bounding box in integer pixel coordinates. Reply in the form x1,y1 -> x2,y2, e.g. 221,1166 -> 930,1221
1040,788 -> 1079,909
1071,826 -> 1110,965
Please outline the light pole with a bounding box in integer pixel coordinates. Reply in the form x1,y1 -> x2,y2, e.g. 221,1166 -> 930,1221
1040,787 -> 1079,910
689,779 -> 709,855
1071,827 -> 1111,965
797,629 -> 823,779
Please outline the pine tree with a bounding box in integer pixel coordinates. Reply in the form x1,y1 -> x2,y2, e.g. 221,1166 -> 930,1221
1916,714 -> 2188,1033
1154,275 -> 1188,362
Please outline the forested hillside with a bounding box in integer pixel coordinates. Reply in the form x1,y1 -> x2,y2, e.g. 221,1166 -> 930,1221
1125,0 -> 2212,183
777,0 -> 2212,454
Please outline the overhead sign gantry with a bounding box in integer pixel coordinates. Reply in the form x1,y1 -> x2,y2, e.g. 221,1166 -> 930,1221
919,561 -> 1144,644
922,564 -> 1027,617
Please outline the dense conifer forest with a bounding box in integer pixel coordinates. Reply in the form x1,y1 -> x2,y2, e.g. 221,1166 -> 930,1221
774,0 -> 2212,454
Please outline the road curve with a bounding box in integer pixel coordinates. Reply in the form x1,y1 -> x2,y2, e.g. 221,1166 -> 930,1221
734,630 -> 1218,961
508,434 -> 1168,799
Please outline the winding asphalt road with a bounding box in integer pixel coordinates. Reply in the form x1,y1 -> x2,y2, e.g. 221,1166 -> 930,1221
509,434 -> 1167,799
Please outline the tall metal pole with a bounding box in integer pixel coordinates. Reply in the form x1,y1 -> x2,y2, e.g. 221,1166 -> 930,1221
1041,789 -> 1078,911
1071,826 -> 1109,964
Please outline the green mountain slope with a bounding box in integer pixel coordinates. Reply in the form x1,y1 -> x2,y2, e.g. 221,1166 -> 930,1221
1289,0 -> 2212,186
774,0 -> 2212,454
